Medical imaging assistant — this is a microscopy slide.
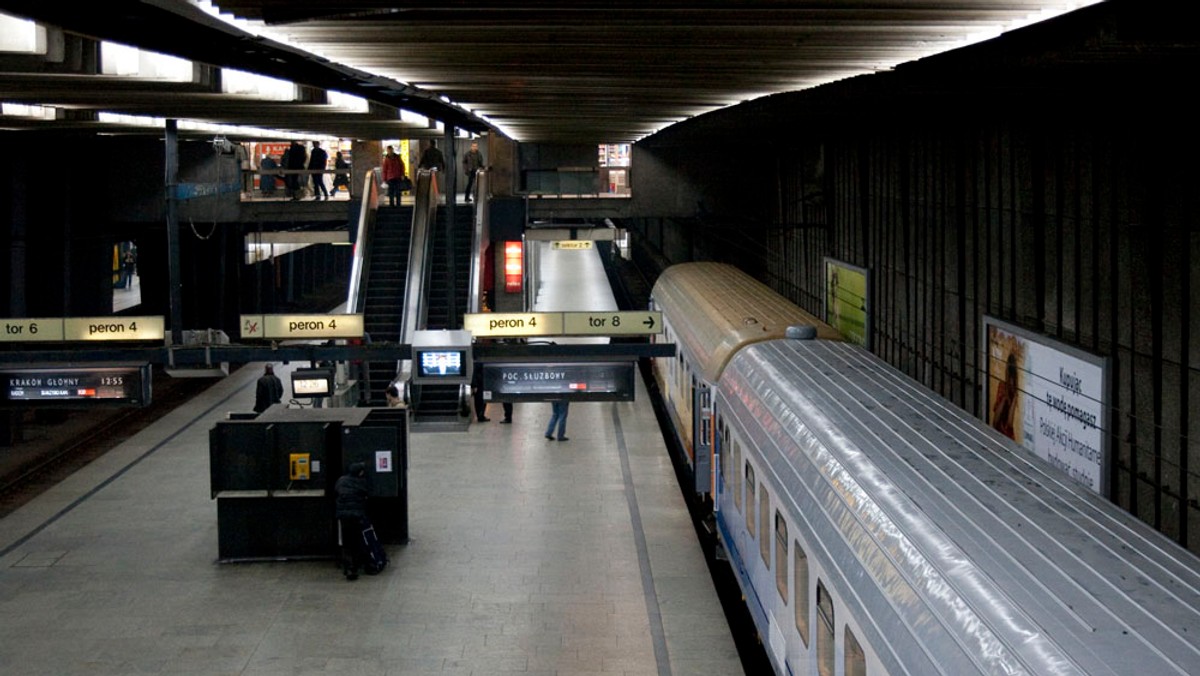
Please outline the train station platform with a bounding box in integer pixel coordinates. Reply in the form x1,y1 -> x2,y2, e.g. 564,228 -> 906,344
0,245 -> 742,675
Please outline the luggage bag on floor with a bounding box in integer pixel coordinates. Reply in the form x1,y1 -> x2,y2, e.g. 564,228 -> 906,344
359,522 -> 388,574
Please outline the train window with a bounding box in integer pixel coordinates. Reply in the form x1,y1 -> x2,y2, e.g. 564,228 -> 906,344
775,513 -> 788,602
759,486 -> 770,567
745,462 -> 756,535
845,627 -> 866,676
816,582 -> 835,676
732,441 -> 742,511
794,542 -> 809,647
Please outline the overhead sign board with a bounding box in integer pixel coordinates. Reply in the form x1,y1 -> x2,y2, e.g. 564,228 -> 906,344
481,362 -> 635,402
1,317 -> 163,342
562,311 -> 661,336
0,318 -> 65,342
241,314 -> 365,340
1,363 -> 152,407
462,312 -> 563,337
464,311 -> 661,338
64,316 -> 165,342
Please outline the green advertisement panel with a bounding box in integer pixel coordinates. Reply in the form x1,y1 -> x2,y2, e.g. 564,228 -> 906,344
824,258 -> 870,347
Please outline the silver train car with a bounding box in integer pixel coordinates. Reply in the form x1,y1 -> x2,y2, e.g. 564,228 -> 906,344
649,262 -> 842,496
650,263 -> 1200,675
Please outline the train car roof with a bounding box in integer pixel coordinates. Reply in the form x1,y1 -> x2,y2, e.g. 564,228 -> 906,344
719,338 -> 1200,675
650,262 -> 840,383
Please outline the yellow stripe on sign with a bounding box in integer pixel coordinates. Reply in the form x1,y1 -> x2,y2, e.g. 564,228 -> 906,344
64,316 -> 165,341
0,318 -> 65,342
463,312 -> 563,337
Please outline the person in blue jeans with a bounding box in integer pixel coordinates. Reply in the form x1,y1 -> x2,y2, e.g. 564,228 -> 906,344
545,400 -> 569,441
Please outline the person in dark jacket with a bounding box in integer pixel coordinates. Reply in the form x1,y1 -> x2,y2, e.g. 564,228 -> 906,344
308,140 -> 329,200
461,139 -> 483,202
335,462 -> 370,580
253,364 -> 283,413
284,140 -> 307,200
417,139 -> 445,172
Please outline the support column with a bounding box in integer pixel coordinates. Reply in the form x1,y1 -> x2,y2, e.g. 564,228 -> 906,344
165,119 -> 183,345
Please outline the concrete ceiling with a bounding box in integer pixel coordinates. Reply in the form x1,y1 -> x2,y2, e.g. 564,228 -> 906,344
0,0 -> 1101,144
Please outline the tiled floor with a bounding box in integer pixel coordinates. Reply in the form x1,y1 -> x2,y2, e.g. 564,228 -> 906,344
0,245 -> 743,675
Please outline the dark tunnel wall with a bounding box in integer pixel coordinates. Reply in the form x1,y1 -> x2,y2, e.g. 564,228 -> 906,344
632,3 -> 1200,552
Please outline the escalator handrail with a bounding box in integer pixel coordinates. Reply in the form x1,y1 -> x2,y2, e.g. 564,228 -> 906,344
400,169 -> 440,346
467,169 -> 490,314
344,170 -> 380,315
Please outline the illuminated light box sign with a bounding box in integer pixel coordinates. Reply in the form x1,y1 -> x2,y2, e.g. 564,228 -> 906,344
1,363 -> 152,407
824,258 -> 870,348
983,316 -> 1109,495
0,317 -> 163,343
481,362 -> 635,403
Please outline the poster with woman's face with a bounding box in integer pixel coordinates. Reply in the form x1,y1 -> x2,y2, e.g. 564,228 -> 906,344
987,326 -> 1026,443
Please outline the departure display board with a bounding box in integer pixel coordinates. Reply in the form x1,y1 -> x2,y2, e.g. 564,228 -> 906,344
1,363 -> 152,407
481,362 -> 635,402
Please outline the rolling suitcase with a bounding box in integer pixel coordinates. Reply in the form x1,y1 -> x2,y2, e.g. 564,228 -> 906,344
359,521 -> 388,574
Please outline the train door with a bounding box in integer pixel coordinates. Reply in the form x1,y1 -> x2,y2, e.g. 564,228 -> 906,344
692,379 -> 713,494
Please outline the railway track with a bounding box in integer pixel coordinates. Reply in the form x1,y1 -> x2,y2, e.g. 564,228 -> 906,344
0,370 -> 217,518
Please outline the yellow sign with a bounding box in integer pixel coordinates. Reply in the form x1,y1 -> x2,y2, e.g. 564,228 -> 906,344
562,312 -> 662,335
463,312 -> 563,337
0,318 -> 65,342
551,241 -> 594,250
64,316 -> 164,341
257,314 -> 365,339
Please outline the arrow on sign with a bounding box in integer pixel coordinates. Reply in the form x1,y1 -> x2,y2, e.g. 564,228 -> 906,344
643,315 -> 655,329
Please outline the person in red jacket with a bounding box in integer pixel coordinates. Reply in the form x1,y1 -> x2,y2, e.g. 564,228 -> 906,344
381,145 -> 406,207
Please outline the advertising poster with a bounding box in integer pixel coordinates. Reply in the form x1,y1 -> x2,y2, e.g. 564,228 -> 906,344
824,258 -> 870,347
983,317 -> 1109,495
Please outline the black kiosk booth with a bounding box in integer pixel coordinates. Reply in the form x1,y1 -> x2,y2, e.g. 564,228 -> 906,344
209,406 -> 407,562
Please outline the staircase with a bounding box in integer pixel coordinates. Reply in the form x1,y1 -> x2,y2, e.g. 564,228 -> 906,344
362,205 -> 413,405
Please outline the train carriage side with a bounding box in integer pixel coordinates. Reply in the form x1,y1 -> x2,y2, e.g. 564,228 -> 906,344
715,337 -> 1200,676
649,262 -> 840,496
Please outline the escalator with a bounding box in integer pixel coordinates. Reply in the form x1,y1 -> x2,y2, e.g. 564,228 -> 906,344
410,205 -> 476,422
361,205 -> 413,404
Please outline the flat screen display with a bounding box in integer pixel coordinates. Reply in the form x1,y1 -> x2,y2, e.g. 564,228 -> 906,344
1,363 -> 151,407
417,350 -> 464,378
291,368 -> 334,397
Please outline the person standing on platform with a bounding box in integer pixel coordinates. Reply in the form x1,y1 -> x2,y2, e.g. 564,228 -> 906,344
382,146 -> 406,207
461,139 -> 483,203
331,151 -> 350,195
284,140 -> 307,200
418,139 -> 445,173
308,140 -> 329,200
259,155 -> 279,196
254,364 -> 284,413
544,400 -> 569,441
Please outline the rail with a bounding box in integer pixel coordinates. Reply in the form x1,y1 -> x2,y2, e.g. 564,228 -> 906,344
344,170 -> 379,314
467,169 -> 490,313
